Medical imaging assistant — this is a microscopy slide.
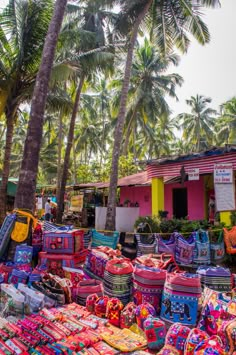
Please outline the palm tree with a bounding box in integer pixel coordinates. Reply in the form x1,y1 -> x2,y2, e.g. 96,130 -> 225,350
0,0 -> 54,219
121,38 -> 183,156
104,0 -> 220,230
56,5 -> 115,223
14,0 -> 68,211
216,97 -> 236,145
177,95 -> 217,152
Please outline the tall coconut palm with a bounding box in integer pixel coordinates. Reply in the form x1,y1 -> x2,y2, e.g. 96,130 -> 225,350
104,0 -> 221,230
121,38 -> 183,156
56,5 -> 115,223
177,95 -> 217,152
216,97 -> 236,145
14,0 -> 68,211
0,0 -> 54,219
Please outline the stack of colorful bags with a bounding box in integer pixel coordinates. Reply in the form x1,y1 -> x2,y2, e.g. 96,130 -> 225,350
197,265 -> 232,292
103,258 -> 133,305
38,224 -> 87,277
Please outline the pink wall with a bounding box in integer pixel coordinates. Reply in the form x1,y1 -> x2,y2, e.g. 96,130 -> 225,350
164,176 -> 205,220
120,186 -> 151,216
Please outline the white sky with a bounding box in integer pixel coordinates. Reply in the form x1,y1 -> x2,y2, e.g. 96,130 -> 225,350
167,0 -> 236,115
1,0 -> 235,116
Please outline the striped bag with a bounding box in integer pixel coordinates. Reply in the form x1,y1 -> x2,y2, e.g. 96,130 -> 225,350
134,234 -> 157,257
0,214 -> 16,260
193,230 -> 210,265
43,229 -> 84,254
175,232 -> 196,265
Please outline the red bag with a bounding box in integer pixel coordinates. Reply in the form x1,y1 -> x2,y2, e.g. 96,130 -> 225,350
77,280 -> 103,306
105,258 -> 133,275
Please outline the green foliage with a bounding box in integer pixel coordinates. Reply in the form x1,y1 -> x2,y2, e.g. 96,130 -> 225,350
134,215 -> 160,233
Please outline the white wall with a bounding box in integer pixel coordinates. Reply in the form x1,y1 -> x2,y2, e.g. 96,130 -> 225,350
95,207 -> 139,232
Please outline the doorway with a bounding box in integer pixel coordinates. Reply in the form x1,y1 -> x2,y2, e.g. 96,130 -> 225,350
173,188 -> 188,219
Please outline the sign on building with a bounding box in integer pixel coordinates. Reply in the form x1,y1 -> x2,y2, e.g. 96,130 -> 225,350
214,163 -> 233,183
187,168 -> 199,181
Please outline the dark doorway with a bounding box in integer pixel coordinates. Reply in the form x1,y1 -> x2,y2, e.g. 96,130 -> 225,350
173,188 -> 188,219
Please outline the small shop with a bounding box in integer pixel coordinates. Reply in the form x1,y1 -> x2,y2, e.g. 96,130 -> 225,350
147,146 -> 236,225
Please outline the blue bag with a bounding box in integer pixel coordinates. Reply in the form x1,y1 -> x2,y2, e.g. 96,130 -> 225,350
193,230 -> 210,265
91,229 -> 119,249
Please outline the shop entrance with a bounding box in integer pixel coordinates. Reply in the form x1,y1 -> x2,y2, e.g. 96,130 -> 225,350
173,188 -> 188,218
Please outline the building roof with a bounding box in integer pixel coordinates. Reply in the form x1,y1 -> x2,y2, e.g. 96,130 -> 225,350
147,145 -> 236,178
73,171 -> 151,190
147,145 -> 236,166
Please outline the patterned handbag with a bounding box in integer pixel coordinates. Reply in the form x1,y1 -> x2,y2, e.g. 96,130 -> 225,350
133,263 -> 166,314
94,296 -> 109,318
210,230 -> 225,262
14,244 -> 33,265
0,213 -> 16,259
223,226 -> 236,254
86,293 -> 99,313
91,230 -> 119,249
193,230 -> 210,265
106,298 -> 124,327
157,233 -> 176,255
135,302 -> 156,330
184,328 -> 209,355
163,323 -> 191,355
194,335 -> 226,355
161,272 -> 202,326
175,232 -> 196,265
77,279 -> 103,306
120,302 -> 137,329
198,287 -> 236,336
143,316 -> 166,351
134,234 -> 157,257
43,229 -> 84,254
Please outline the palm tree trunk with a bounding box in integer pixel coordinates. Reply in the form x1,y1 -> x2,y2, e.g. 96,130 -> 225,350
14,0 -> 68,211
56,110 -> 63,204
105,0 -> 152,230
0,106 -> 16,222
56,75 -> 85,223
73,139 -> 77,184
122,106 -> 138,156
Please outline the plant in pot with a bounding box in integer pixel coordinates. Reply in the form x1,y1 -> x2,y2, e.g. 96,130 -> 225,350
123,199 -> 131,207
158,210 -> 169,219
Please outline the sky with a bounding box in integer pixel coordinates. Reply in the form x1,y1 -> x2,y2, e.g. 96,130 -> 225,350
1,0 -> 235,116
167,0 -> 236,115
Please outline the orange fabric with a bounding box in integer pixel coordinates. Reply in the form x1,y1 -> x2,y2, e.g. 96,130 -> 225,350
223,227 -> 236,254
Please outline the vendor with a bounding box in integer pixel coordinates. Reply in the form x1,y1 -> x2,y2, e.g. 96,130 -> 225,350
45,198 -> 52,221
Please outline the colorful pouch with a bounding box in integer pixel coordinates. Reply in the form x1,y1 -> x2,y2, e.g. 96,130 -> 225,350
209,230 -> 225,262
86,293 -> 99,313
184,328 -> 209,355
14,245 -> 33,265
120,302 -> 137,329
106,298 -> 124,327
165,323 -> 191,355
135,302 -> 156,330
157,233 -> 176,255
194,335 -> 226,355
143,316 -> 166,350
175,233 -> 196,265
94,296 -> 109,318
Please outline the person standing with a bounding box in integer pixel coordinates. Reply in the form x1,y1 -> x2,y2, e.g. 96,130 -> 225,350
45,199 -> 51,221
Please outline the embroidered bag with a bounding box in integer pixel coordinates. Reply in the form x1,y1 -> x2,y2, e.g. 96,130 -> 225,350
184,328 -> 209,355
91,230 -> 119,249
175,232 -> 196,265
32,223 -> 43,256
94,296 -> 109,318
157,233 -> 176,255
133,263 -> 166,314
77,279 -> 103,306
106,298 -> 124,327
161,272 -> 201,326
143,316 -> 166,350
0,214 -> 16,259
14,245 -> 33,265
164,323 -> 191,355
11,209 -> 36,243
223,226 -> 236,254
120,302 -> 137,329
135,302 -> 156,330
218,319 -> 236,354
193,230 -> 210,265
210,230 -> 225,262
194,335 -> 226,355
134,234 -> 157,257
43,229 -> 84,254
86,293 -> 99,313
198,287 -> 236,336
